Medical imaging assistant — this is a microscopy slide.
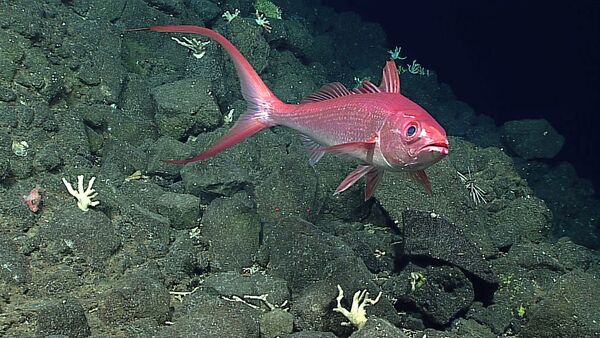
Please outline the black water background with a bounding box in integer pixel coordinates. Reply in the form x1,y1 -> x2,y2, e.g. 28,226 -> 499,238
322,0 -> 600,192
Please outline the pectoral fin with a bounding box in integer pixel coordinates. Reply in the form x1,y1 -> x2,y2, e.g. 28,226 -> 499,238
300,137 -> 377,166
321,139 -> 377,163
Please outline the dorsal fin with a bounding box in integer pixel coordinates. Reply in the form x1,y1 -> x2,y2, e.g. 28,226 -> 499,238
353,80 -> 381,94
379,60 -> 401,93
301,82 -> 353,103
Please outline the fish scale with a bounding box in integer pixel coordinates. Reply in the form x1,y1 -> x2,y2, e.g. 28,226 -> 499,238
278,95 -> 390,145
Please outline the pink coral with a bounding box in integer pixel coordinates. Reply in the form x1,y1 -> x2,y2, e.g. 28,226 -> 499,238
22,187 -> 42,213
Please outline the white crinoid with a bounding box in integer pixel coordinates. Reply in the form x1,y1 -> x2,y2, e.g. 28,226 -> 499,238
457,168 -> 487,205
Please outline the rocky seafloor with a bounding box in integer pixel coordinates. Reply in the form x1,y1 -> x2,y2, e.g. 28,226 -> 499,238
1,1 -> 599,337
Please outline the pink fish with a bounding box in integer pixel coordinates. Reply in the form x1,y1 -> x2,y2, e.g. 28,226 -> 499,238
131,25 -> 449,200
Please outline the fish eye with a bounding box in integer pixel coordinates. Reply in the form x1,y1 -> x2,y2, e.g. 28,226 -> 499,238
406,125 -> 417,137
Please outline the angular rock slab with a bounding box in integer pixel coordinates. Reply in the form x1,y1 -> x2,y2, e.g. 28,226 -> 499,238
401,210 -> 498,286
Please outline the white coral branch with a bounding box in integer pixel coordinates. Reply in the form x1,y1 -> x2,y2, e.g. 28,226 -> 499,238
62,175 -> 100,211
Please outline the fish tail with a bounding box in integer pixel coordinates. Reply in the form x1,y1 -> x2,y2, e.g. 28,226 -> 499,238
139,25 -> 287,164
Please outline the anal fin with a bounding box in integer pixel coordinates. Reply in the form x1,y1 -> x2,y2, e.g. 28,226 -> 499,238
300,134 -> 325,166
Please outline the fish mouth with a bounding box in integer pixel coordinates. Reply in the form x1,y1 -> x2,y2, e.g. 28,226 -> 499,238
420,142 -> 449,155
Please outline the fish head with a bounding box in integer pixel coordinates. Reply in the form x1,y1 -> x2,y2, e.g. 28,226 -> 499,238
380,109 -> 449,171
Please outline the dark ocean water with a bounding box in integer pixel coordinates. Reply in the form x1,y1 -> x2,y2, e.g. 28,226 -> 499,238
324,0 -> 600,193
1,1 -> 599,337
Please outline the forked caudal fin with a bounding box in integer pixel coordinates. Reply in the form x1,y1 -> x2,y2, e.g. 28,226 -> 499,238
128,25 -> 286,164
